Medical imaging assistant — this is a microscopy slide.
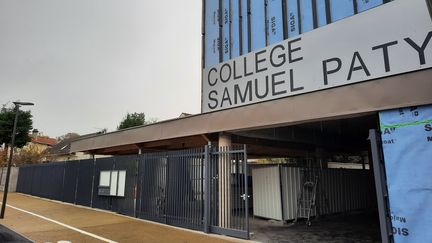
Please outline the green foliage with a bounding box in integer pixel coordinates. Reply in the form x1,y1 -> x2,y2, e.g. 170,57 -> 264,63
117,112 -> 146,130
0,105 -> 33,148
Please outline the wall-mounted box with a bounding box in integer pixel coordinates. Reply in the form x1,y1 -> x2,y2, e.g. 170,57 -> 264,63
98,170 -> 126,197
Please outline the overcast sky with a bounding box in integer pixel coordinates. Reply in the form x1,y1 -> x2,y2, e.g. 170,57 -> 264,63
0,0 -> 202,138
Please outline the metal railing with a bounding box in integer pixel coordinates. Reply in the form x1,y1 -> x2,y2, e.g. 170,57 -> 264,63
15,145 -> 250,239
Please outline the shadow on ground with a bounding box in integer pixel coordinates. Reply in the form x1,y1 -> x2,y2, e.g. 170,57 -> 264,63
0,224 -> 32,243
250,211 -> 381,243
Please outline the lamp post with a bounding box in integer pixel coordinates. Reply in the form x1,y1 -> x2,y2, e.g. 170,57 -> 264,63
0,101 -> 34,218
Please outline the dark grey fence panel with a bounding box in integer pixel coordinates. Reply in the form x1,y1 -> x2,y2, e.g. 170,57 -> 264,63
25,167 -> 34,194
15,167 -> 23,193
30,166 -> 43,197
63,160 -> 79,203
165,149 -> 204,230
17,162 -> 66,200
137,148 -> 205,230
75,159 -> 95,207
16,166 -> 26,193
47,163 -> 65,201
16,166 -> 33,194
111,155 -> 138,217
40,165 -> 52,199
137,152 -> 167,223
92,157 -> 115,210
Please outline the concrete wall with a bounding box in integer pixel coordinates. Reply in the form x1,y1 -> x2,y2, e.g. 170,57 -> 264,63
0,167 -> 19,192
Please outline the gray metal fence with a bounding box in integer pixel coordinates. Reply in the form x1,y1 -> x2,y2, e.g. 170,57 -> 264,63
207,145 -> 249,239
137,148 -> 205,230
16,156 -> 139,217
16,145 -> 250,239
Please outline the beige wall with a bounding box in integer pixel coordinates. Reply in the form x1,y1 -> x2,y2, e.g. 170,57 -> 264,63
51,152 -> 111,162
0,167 -> 19,192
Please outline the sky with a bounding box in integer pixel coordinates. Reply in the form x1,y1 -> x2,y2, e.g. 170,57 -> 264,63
0,0 -> 202,138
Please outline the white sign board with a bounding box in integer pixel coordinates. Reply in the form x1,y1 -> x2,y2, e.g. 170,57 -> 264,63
110,170 -> 118,196
202,0 -> 432,112
117,171 -> 126,197
98,170 -> 126,197
99,171 -> 111,187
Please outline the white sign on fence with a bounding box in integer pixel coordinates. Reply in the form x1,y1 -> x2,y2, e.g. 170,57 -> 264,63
201,0 -> 432,112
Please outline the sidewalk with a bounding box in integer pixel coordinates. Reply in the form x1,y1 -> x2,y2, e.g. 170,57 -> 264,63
0,193 -> 247,243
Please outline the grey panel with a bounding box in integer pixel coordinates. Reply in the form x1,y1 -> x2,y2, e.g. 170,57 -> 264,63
75,159 -> 95,207
252,166 -> 282,220
252,165 -> 376,221
281,167 -> 301,220
63,161 -> 79,203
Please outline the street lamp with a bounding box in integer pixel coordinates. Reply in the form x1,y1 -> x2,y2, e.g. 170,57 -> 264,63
0,101 -> 34,218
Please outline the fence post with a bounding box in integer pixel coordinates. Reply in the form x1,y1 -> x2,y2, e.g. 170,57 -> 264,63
74,160 -> 80,204
90,154 -> 96,208
243,144 -> 249,239
165,154 -> 169,225
203,144 -> 211,233
134,155 -> 139,218
61,162 -> 66,202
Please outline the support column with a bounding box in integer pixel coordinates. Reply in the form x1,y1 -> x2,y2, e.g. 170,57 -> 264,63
218,132 -> 231,228
315,148 -> 327,169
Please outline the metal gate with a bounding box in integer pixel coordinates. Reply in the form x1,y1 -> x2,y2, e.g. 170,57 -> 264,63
205,145 -> 249,239
137,145 -> 250,239
137,148 -> 205,230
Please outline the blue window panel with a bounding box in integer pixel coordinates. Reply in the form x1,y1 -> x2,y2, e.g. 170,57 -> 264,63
286,0 -> 299,37
267,0 -> 284,45
316,0 -> 328,27
231,0 -> 241,58
250,0 -> 266,51
300,0 -> 314,33
222,0 -> 231,61
357,0 -> 383,13
204,0 -> 220,68
241,0 -> 249,54
330,0 -> 355,22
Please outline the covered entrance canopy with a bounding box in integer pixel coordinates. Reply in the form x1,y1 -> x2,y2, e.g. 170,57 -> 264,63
70,69 -> 432,155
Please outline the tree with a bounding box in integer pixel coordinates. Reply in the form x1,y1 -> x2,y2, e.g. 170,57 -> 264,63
0,105 -> 33,165
117,112 -> 146,130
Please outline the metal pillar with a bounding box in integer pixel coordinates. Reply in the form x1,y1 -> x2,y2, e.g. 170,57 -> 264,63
203,144 -> 211,233
218,132 -> 232,228
369,129 -> 393,243
0,106 -> 19,218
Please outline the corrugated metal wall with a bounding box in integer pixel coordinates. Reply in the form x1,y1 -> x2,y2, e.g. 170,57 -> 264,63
252,166 -> 282,220
315,168 -> 375,216
280,166 -> 302,220
253,165 -> 376,221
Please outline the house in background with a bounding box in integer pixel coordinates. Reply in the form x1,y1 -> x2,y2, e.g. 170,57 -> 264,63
47,132 -> 110,161
0,129 -> 57,165
28,129 -> 58,153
